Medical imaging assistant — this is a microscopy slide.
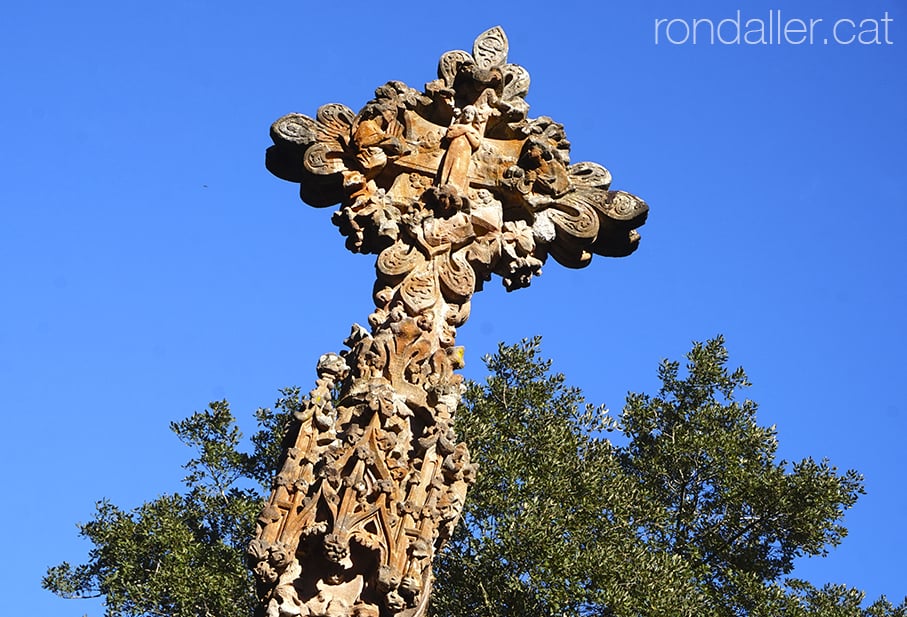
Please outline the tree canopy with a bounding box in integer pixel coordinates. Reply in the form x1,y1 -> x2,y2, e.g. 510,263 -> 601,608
45,337 -> 905,617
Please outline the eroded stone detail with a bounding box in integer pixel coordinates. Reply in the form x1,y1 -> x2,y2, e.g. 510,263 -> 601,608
254,26 -> 648,617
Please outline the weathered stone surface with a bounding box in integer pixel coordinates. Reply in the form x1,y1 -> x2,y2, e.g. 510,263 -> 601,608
252,26 -> 647,617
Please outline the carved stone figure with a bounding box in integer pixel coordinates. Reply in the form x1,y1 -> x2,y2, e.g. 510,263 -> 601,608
255,27 -> 648,617
437,105 -> 483,191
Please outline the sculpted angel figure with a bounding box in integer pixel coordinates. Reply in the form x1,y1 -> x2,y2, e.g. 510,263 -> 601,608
437,105 -> 483,192
519,136 -> 571,200
351,103 -> 406,177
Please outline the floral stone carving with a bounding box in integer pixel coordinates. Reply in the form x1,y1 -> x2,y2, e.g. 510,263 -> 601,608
252,26 -> 648,617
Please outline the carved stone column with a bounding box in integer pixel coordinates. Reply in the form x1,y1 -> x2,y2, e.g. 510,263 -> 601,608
249,27 -> 648,617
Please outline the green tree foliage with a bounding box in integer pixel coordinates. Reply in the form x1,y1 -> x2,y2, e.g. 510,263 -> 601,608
429,336 -> 902,617
43,391 -> 301,617
618,337 -> 867,614
45,338 -> 904,617
430,336 -> 702,616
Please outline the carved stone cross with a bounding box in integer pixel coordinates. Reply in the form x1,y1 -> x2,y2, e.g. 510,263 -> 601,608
249,27 -> 648,617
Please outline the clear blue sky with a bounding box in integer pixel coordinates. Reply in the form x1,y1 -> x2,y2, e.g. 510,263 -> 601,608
2,1 -> 904,613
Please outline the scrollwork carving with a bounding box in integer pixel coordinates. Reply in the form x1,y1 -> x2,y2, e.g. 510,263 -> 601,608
472,26 -> 509,70
376,241 -> 422,278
